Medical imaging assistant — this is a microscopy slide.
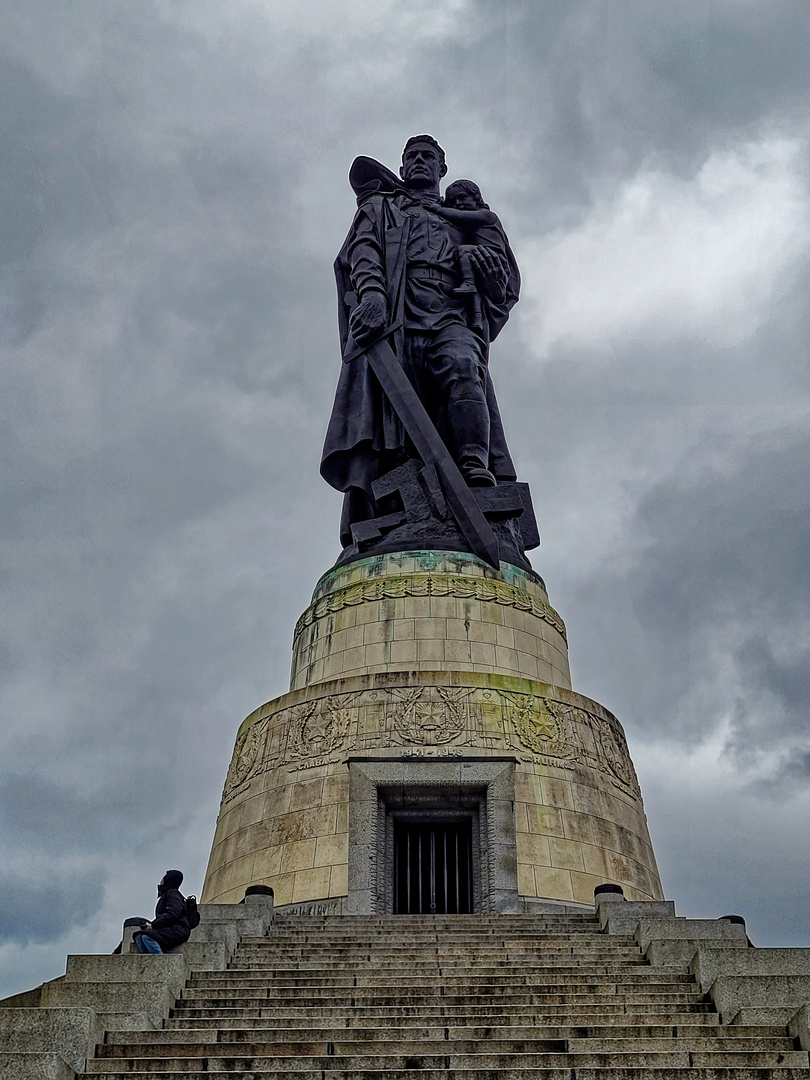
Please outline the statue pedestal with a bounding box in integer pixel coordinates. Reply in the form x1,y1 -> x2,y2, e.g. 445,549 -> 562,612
202,552 -> 663,913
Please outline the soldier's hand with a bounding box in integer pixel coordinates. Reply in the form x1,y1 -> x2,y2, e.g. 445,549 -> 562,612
350,291 -> 387,345
470,247 -> 508,303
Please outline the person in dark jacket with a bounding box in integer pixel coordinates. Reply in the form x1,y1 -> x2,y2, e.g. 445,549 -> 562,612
134,870 -> 191,954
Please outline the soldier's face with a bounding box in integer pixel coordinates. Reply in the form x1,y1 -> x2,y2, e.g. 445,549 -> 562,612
401,143 -> 446,189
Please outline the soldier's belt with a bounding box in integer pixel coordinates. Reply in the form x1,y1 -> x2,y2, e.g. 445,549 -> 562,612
409,267 -> 458,283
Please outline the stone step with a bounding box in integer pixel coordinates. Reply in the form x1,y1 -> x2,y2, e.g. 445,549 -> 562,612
270,917 -> 598,928
112,1023 -> 792,1043
190,971 -> 693,987
98,1035 -> 797,1057
79,1070 -> 810,1080
231,950 -> 643,959
169,1003 -> 718,1022
83,1048 -> 810,1072
198,967 -> 654,981
246,928 -> 615,937
230,963 -> 652,972
235,944 -> 643,954
178,982 -> 704,1000
174,994 -> 707,1013
250,928 -> 623,937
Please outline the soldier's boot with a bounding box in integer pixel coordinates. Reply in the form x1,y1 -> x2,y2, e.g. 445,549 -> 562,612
448,399 -> 496,487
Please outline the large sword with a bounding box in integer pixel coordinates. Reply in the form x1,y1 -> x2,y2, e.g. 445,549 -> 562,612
344,308 -> 500,569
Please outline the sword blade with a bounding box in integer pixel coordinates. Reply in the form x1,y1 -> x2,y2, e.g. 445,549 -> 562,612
363,335 -> 500,569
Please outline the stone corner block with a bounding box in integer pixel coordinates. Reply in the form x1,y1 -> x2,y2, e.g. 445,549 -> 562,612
63,954 -> 188,997
637,916 -> 748,952
0,1008 -> 101,1073
0,1052 -> 77,1079
172,941 -> 231,970
789,1003 -> 810,1051
692,946 -> 810,994
600,900 -> 675,933
40,982 -> 176,1029
708,973 -> 810,1025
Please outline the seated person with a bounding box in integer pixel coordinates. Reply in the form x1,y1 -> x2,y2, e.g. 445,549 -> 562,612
133,870 -> 191,954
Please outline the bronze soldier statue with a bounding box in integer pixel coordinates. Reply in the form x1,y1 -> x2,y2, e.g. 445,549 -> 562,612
321,136 -> 534,569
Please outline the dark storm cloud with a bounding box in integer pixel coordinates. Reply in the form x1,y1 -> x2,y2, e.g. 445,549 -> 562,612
1,0 -> 809,987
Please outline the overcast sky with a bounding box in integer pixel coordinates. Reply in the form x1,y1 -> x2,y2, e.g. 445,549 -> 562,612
2,0 -> 810,997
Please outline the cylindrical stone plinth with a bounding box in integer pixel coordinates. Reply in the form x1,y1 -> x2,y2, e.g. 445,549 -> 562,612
202,551 -> 663,912
290,551 -> 571,690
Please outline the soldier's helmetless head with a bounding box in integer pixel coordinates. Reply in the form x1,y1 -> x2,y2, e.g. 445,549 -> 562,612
401,135 -> 447,189
445,179 -> 487,211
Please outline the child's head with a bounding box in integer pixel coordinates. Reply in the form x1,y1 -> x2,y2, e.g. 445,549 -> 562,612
444,179 -> 488,210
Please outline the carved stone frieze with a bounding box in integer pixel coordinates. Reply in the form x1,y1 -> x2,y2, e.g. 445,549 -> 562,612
220,681 -> 640,806
386,685 -> 474,745
294,573 -> 567,643
222,717 -> 268,803
287,693 -> 360,761
500,690 -> 640,799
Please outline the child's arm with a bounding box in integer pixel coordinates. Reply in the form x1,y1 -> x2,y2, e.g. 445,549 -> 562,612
428,203 -> 498,226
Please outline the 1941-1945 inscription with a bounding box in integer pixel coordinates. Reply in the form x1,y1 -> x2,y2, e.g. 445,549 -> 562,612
320,135 -> 539,571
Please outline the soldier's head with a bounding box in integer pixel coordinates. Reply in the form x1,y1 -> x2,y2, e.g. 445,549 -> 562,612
444,179 -> 488,211
400,135 -> 447,190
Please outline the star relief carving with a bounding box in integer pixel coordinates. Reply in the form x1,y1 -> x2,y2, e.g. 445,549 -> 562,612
387,686 -> 471,745
414,700 -> 446,731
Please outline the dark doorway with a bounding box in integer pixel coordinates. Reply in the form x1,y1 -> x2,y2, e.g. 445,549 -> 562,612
393,819 -> 473,914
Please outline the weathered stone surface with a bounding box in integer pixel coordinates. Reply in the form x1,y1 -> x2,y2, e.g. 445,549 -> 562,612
709,973 -> 810,1024
598,899 -> 675,934
789,1002 -> 810,1051
646,936 -> 748,969
0,1007 -> 100,1072
40,982 -> 175,1027
0,1052 -> 76,1079
170,942 -> 230,970
63,955 -> 188,998
637,916 -> 748,950
693,946 -> 810,993
79,912 -> 809,1077
291,553 -> 568,688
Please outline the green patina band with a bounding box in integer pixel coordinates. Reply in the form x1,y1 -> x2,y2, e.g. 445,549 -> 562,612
293,572 -> 567,643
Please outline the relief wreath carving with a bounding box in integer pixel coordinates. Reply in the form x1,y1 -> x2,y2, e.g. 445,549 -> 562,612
501,691 -> 577,760
591,716 -> 639,793
388,686 -> 473,745
288,693 -> 359,760
223,717 -> 267,797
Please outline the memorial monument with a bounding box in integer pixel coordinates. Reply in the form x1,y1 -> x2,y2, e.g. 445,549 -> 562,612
201,136 -> 664,914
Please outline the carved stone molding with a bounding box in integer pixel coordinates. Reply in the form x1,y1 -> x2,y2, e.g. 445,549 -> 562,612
293,573 -> 567,642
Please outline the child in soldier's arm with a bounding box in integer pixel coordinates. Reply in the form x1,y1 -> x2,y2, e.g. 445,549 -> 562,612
428,179 -> 507,295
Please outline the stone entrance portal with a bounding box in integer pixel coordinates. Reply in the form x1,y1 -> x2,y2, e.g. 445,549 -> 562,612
394,819 -> 473,914
347,758 -> 519,915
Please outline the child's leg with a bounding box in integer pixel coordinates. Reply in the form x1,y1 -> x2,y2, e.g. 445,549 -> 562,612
453,245 -> 478,294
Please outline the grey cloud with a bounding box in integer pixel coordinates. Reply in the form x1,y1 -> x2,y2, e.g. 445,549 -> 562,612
0,870 -> 102,946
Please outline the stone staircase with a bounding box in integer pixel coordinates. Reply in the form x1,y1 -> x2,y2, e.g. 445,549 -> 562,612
83,912 -> 810,1078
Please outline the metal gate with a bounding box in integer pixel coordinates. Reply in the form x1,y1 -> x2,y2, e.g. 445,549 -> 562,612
393,820 -> 473,914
